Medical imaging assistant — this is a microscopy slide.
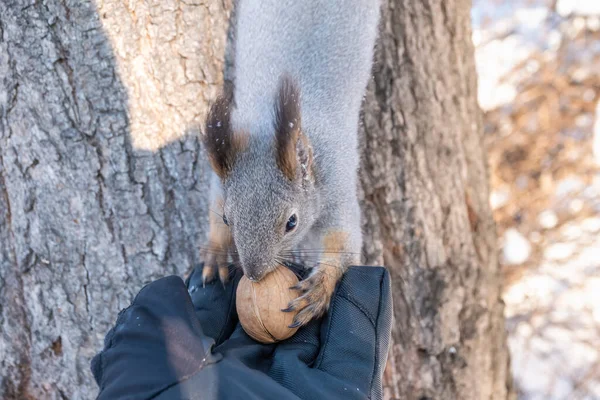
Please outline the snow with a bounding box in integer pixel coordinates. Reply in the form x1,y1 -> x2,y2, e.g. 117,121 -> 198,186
538,210 -> 558,229
502,228 -> 532,265
472,0 -> 557,110
473,1 -> 600,398
556,0 -> 600,17
490,188 -> 510,210
594,101 -> 600,165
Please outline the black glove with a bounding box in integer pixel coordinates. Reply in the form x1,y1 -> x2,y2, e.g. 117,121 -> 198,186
91,264 -> 392,400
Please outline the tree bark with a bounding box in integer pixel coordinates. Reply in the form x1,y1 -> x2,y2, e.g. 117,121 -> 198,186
0,0 -> 512,399
0,0 -> 231,398
359,1 -> 513,399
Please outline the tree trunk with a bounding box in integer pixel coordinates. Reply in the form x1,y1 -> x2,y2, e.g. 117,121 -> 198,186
0,0 -> 512,399
359,1 -> 513,399
0,0 -> 231,398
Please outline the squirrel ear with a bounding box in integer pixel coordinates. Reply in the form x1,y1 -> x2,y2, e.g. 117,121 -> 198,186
204,87 -> 247,180
274,75 -> 313,181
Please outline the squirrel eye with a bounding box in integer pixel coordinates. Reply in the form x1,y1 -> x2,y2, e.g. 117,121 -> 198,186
222,214 -> 229,226
285,214 -> 297,233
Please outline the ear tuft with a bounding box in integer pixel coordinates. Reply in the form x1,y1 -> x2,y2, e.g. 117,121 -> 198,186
204,87 -> 247,180
274,75 -> 312,181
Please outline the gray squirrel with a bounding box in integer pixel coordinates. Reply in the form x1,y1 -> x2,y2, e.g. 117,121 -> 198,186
202,0 -> 381,328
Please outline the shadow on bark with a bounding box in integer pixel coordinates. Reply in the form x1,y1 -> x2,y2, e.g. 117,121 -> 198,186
0,0 -> 234,397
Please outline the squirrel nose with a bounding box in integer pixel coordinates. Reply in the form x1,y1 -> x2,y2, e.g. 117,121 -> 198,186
243,263 -> 271,282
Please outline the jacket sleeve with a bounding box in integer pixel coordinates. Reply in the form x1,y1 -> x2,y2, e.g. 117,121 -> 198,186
157,266 -> 392,400
91,266 -> 392,400
90,275 -> 221,400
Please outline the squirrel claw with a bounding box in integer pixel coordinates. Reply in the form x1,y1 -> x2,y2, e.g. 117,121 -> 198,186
218,265 -> 229,285
285,270 -> 334,328
202,266 -> 216,286
201,264 -> 230,288
289,303 -> 325,328
289,285 -> 301,292
288,320 -> 303,329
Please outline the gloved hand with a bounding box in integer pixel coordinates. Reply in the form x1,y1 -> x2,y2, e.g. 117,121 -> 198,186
91,264 -> 392,400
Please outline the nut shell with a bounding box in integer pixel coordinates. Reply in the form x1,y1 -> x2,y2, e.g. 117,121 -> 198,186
236,267 -> 300,343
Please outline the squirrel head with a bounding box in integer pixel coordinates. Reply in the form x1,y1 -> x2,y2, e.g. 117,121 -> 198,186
203,76 -> 317,281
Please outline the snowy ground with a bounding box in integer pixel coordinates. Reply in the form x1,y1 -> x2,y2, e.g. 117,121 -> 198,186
472,1 -> 600,399
504,223 -> 600,399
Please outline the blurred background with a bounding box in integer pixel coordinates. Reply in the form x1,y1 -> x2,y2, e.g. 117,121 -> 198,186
472,0 -> 600,398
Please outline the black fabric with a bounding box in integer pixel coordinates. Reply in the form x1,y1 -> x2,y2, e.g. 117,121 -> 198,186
91,264 -> 392,400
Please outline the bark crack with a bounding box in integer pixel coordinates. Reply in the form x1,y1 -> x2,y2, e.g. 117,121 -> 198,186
81,253 -> 91,323
0,151 -> 34,399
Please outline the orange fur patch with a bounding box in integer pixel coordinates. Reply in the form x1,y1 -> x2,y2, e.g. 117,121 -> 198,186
319,230 -> 350,291
322,231 -> 349,254
277,131 -> 298,180
204,87 -> 249,180
206,130 -> 250,180
274,75 -> 313,181
284,230 -> 351,326
276,130 -> 313,181
207,196 -> 232,248
201,195 -> 233,283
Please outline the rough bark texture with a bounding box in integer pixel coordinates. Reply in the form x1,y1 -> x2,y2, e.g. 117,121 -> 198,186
0,0 -> 512,399
359,1 -> 513,399
0,0 -> 231,398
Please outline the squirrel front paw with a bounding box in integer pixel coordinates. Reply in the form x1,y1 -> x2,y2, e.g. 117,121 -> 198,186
200,246 -> 231,286
283,230 -> 355,327
201,192 -> 234,286
283,263 -> 343,328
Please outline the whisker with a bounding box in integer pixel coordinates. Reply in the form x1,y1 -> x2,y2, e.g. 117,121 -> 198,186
281,249 -> 362,254
226,266 -> 241,279
286,259 -> 343,272
199,251 -> 239,257
274,260 -> 306,279
209,207 -> 223,216
275,256 -> 306,264
274,257 -> 299,267
278,255 -> 356,265
280,251 -> 362,257
199,244 -> 228,250
274,258 -> 386,299
283,247 -> 360,251
311,261 -> 344,269
275,257 -> 308,270
280,253 -> 332,260
199,248 -> 229,255
199,241 -> 238,254
276,256 -> 350,268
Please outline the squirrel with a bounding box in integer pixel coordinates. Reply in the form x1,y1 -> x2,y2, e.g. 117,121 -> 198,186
201,0 -> 381,328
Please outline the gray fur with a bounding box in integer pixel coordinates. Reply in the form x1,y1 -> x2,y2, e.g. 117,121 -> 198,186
208,0 -> 381,281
